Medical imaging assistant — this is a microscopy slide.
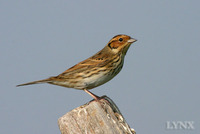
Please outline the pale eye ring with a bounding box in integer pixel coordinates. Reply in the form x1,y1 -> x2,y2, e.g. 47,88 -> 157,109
119,38 -> 123,42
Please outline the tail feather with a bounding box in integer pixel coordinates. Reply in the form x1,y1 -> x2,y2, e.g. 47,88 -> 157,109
16,79 -> 51,87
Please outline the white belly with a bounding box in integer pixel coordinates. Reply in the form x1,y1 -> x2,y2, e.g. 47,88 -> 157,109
83,72 -> 114,89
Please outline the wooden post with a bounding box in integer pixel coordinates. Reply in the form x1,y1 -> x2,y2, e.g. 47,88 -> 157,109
58,96 -> 135,134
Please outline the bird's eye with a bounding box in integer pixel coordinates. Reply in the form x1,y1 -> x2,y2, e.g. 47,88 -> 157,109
119,38 -> 123,42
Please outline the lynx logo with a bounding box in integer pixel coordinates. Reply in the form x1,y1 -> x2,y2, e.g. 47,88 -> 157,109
166,121 -> 194,130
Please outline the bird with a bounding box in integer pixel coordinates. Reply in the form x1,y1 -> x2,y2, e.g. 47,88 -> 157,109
17,34 -> 137,100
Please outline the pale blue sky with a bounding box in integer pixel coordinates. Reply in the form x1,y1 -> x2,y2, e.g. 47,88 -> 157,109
1,1 -> 199,134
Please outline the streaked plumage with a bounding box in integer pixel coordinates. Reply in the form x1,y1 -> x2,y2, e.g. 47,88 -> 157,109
17,34 -> 137,100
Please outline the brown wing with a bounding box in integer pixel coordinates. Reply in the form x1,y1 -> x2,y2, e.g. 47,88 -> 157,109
56,50 -> 112,79
60,59 -> 108,76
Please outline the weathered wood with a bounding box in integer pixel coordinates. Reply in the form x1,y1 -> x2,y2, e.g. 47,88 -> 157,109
58,96 -> 135,134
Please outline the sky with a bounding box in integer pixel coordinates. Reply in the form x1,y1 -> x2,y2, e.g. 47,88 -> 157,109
1,0 -> 199,134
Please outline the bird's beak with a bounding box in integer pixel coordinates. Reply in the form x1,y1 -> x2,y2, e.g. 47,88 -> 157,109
128,38 -> 137,43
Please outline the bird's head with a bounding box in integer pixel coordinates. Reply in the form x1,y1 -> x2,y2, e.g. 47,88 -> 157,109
106,34 -> 137,55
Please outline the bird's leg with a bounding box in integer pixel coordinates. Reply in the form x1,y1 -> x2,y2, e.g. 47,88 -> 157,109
84,89 -> 100,101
